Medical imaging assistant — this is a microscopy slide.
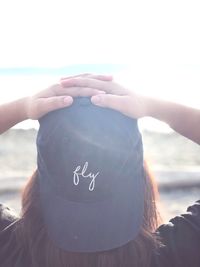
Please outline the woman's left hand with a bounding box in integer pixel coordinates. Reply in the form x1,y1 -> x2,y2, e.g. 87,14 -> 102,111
26,74 -> 112,120
0,74 -> 112,134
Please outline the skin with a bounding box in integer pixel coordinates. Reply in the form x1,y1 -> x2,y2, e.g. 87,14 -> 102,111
61,77 -> 200,145
0,74 -> 111,134
1,74 -> 200,145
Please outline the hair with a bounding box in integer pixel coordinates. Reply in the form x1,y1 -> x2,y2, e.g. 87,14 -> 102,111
14,161 -> 162,267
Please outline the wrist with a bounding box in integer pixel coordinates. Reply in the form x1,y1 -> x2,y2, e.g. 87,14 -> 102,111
141,96 -> 156,118
17,97 -> 30,121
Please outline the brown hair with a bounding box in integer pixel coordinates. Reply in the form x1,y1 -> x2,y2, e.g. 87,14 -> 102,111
16,161 -> 162,267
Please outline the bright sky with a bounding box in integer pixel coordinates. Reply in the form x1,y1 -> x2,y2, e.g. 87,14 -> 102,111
0,0 -> 200,131
0,0 -> 200,67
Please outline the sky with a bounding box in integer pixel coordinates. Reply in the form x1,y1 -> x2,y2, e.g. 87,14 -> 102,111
0,0 -> 200,67
0,0 -> 200,131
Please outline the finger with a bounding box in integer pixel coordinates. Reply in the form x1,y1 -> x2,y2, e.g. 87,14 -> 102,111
61,77 -> 104,88
57,87 -> 106,97
36,83 -> 61,98
53,84 -> 106,97
61,78 -> 110,92
88,74 -> 113,81
91,94 -> 131,116
61,78 -> 126,95
60,73 -> 90,80
37,96 -> 73,117
61,74 -> 113,83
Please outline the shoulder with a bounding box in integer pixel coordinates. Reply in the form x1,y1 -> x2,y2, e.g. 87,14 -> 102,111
0,204 -> 30,266
0,203 -> 19,231
158,200 -> 200,239
154,200 -> 200,267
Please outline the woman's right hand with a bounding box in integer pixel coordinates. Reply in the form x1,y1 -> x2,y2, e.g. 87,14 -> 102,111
62,77 -> 200,145
61,78 -> 150,119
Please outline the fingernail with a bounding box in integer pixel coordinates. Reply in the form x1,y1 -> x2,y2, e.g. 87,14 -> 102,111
63,96 -> 73,105
91,95 -> 101,105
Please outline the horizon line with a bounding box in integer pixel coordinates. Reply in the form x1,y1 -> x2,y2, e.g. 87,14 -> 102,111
0,64 -> 126,76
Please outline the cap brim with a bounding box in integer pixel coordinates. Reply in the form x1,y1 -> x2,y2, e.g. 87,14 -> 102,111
39,173 -> 144,253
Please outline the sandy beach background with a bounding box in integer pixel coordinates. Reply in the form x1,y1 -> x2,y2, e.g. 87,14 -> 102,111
0,128 -> 200,224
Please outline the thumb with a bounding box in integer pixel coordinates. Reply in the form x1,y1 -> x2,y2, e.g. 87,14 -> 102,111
35,96 -> 73,119
91,94 -> 130,116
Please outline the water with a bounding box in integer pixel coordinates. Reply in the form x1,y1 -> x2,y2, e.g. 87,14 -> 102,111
1,129 -> 200,183
0,129 -> 200,224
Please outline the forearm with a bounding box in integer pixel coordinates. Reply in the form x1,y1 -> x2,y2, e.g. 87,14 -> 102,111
0,98 -> 28,134
145,97 -> 200,144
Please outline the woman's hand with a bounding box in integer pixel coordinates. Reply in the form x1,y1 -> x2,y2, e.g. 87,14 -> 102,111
0,74 -> 112,134
26,74 -> 112,120
61,77 -> 200,145
61,78 -> 149,119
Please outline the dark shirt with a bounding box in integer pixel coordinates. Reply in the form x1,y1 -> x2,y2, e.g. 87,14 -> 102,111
152,200 -> 200,266
0,201 -> 200,267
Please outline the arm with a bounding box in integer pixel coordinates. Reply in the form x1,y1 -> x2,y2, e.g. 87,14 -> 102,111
145,98 -> 200,145
0,86 -> 73,135
0,74 -> 111,135
0,98 -> 28,134
61,78 -> 200,144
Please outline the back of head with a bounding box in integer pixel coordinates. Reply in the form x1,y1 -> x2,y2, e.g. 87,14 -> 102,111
19,97 -> 160,267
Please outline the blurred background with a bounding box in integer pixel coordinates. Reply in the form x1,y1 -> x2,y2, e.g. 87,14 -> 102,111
0,0 -> 200,223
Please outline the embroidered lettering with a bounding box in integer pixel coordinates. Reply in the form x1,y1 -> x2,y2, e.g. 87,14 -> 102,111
73,162 -> 99,191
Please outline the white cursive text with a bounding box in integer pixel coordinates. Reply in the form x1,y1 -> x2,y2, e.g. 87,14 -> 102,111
73,162 -> 99,191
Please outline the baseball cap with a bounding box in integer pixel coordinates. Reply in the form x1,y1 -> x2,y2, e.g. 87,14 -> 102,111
36,97 -> 145,253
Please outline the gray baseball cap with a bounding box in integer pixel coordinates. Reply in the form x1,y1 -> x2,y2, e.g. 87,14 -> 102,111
37,97 -> 145,252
